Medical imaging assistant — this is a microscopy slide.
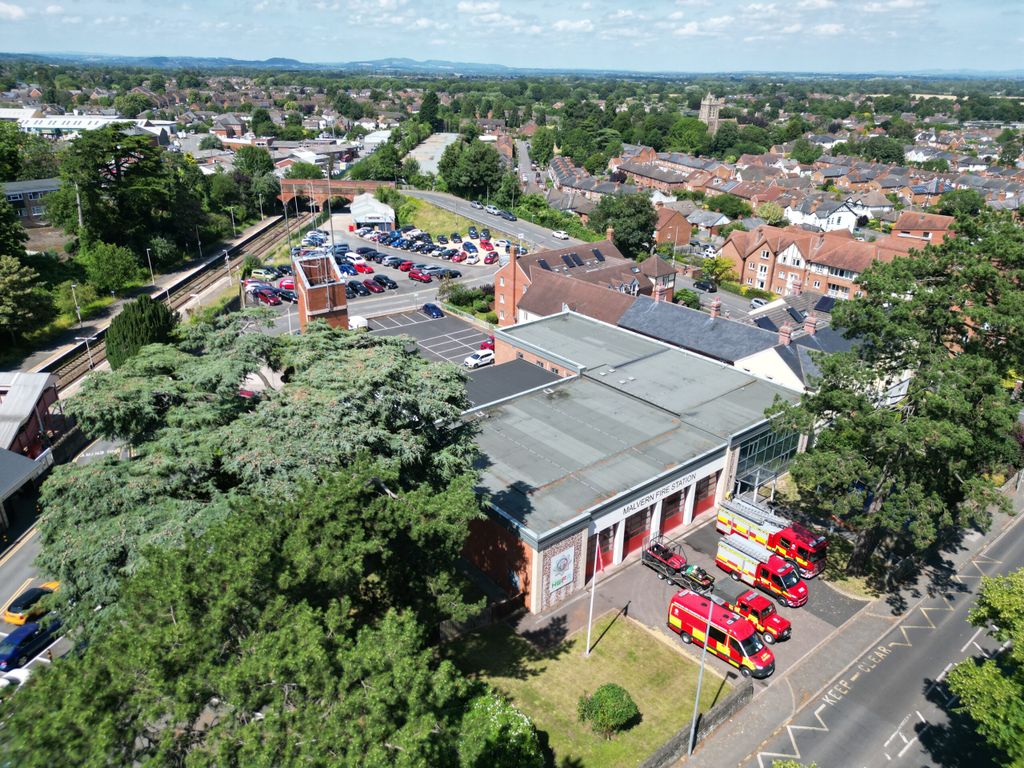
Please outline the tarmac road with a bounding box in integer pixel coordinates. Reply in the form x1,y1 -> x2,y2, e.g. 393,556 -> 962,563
751,519 -> 1024,768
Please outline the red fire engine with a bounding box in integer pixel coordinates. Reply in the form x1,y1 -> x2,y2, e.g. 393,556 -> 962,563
667,590 -> 775,678
716,497 -> 827,578
710,578 -> 792,644
715,534 -> 809,608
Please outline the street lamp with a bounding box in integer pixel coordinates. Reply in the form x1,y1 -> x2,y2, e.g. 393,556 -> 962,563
144,247 -> 155,285
70,283 -> 82,328
196,224 -> 203,259
229,207 -> 237,238
75,335 -> 97,370
258,193 -> 264,220
688,592 -> 716,756
224,250 -> 232,286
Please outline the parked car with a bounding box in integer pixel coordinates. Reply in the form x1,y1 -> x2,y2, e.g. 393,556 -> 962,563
480,229 -> 491,240
479,240 -> 494,252
363,279 -> 384,294
382,255 -> 404,267
694,279 -> 717,292
373,275 -> 398,289
408,269 -> 432,283
398,260 -> 415,272
422,303 -> 444,319
483,253 -> 499,265
278,277 -> 296,290
3,582 -> 60,626
275,289 -> 299,303
441,269 -> 462,280
470,201 -> 484,209
480,335 -> 495,351
464,349 -> 495,368
437,235 -> 449,244
0,621 -> 62,671
277,264 -> 294,276
400,225 -> 416,233
422,265 -> 447,275
0,668 -> 31,690
750,297 -> 769,309
344,284 -> 357,299
451,251 -> 467,263
256,288 -> 282,306
552,230 -> 569,240
494,239 -> 511,249
348,280 -> 370,297
354,263 -> 374,274
450,232 -> 462,243
354,246 -> 372,255
467,226 -> 479,239
464,252 -> 480,265
462,241 -> 478,253
337,263 -> 358,276
347,254 -> 367,265
250,267 -> 279,281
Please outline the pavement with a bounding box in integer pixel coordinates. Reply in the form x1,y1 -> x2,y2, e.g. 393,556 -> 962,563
688,481 -> 1024,768
404,189 -> 587,251
3,217 -> 280,375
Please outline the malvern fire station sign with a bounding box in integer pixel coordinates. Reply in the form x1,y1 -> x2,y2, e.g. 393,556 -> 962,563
619,471 -> 697,517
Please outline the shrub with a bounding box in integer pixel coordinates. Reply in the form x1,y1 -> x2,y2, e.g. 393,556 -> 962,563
577,683 -> 640,738
481,311 -> 498,325
472,298 -> 491,314
106,295 -> 177,369
457,692 -> 544,768
674,288 -> 701,309
240,254 -> 263,279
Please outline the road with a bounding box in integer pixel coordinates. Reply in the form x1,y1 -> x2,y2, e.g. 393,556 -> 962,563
515,139 -> 544,195
752,520 -> 1024,768
674,273 -> 753,318
403,189 -> 586,251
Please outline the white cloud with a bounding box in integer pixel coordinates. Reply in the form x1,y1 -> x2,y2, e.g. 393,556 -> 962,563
61,14 -> 81,23
813,22 -> 843,34
744,3 -> 778,16
675,0 -> 710,5
669,10 -> 684,19
864,0 -> 925,11
552,18 -> 593,32
673,21 -> 700,35
705,15 -> 733,30
44,3 -> 62,14
781,22 -> 802,33
580,0 -> 591,7
456,0 -> 498,12
0,2 -> 26,20
253,0 -> 268,9
610,9 -> 636,19
796,0 -> 834,7
411,16 -> 449,29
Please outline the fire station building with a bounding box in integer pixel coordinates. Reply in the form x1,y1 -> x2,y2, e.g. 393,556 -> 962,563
464,312 -> 801,614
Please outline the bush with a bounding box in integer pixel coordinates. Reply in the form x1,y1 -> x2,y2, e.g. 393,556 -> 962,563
105,295 -> 177,369
577,683 -> 640,738
674,288 -> 701,309
472,298 -> 491,314
76,242 -> 142,295
53,280 -> 98,318
457,692 -> 544,768
481,311 -> 498,325
240,254 -> 263,279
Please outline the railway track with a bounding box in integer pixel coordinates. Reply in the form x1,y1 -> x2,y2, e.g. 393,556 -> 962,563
48,213 -> 313,390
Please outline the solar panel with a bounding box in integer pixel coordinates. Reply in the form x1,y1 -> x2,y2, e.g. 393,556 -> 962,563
813,296 -> 836,313
787,307 -> 806,323
537,259 -> 552,271
570,253 -> 584,267
754,316 -> 778,332
592,248 -> 605,262
561,254 -> 575,269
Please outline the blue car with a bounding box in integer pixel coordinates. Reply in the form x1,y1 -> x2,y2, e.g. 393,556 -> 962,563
0,620 -> 62,671
422,303 -> 444,319
337,263 -> 358,276
463,242 -> 478,253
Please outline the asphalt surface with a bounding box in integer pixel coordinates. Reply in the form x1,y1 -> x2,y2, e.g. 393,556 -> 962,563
675,274 -> 754,319
750,521 -> 1024,768
369,313 -> 491,365
515,139 -> 545,195
404,189 -> 586,251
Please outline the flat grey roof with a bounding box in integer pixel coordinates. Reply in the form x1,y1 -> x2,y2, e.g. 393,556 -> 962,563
478,313 -> 799,540
0,449 -> 40,504
465,359 -> 561,408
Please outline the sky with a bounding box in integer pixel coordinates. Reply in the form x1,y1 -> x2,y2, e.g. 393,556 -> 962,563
0,0 -> 1022,73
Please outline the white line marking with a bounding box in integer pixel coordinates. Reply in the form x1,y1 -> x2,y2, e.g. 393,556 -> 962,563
896,712 -> 927,758
961,626 -> 985,653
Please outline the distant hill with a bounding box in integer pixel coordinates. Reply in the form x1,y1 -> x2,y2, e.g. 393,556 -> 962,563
1,51 -> 1022,79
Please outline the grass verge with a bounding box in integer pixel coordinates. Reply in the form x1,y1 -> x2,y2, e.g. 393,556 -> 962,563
446,613 -> 729,768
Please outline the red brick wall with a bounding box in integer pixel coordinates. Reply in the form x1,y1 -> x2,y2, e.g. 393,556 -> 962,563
494,338 -> 573,376
493,261 -> 530,326
463,516 -> 533,602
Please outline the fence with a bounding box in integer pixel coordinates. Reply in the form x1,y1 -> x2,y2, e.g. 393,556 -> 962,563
638,678 -> 754,768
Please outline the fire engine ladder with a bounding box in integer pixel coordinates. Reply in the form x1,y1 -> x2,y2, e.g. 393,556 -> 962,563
722,533 -> 772,563
723,497 -> 790,533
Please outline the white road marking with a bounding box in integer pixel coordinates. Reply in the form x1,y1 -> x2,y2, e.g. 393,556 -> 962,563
960,626 -> 986,653
896,712 -> 927,757
0,578 -> 33,617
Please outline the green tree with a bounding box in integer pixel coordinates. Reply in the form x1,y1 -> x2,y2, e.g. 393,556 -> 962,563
113,92 -> 152,117
674,288 -> 701,309
458,692 -> 544,768
0,196 -> 28,260
699,256 -> 736,285
577,683 -> 640,738
708,193 -> 753,219
284,161 -> 323,180
937,189 -> 986,218
529,126 -> 555,166
449,141 -> 503,201
589,193 -> 658,259
0,255 -> 54,343
667,116 -> 710,154
76,241 -> 142,294
17,135 -> 60,181
790,138 -> 822,165
0,122 -> 20,179
860,136 -> 905,164
105,295 -> 177,369
946,569 -> 1024,765
419,90 -> 440,130
754,201 -> 786,225
234,145 -> 274,177
198,134 -> 223,150
769,213 -> 1024,572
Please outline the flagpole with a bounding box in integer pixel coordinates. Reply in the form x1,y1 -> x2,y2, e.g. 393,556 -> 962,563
585,535 -> 601,657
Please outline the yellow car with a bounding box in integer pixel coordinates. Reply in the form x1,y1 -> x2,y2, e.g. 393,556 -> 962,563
3,582 -> 60,626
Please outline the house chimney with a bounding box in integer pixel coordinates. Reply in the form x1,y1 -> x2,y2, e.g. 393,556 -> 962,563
655,282 -> 670,302
606,226 -> 615,241
803,313 -> 818,335
779,323 -> 793,346
709,296 -> 721,319
655,201 -> 664,209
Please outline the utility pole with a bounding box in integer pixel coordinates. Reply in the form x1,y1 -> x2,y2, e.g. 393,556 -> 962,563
145,248 -> 155,285
74,182 -> 84,230
688,592 -> 716,755
70,283 -> 82,328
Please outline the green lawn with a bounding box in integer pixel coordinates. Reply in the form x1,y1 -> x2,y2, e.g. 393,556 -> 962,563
404,197 -> 520,242
446,613 -> 730,768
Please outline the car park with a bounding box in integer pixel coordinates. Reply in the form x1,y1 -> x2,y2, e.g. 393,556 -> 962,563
422,303 -> 444,319
694,279 -> 717,292
363,279 -> 384,294
0,621 -> 62,671
552,230 -> 569,240
464,349 -> 495,368
3,582 -> 60,626
408,269 -> 432,283
348,280 -> 371,297
373,275 -> 398,289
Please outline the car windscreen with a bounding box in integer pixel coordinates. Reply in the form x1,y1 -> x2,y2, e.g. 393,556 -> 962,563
781,570 -> 800,589
9,588 -> 47,610
739,633 -> 764,656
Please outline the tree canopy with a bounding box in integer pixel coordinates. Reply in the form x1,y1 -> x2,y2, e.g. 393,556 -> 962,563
589,193 -> 658,259
770,213 -> 1024,572
105,295 -> 177,369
